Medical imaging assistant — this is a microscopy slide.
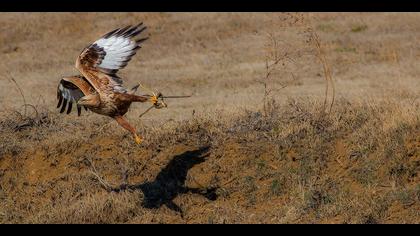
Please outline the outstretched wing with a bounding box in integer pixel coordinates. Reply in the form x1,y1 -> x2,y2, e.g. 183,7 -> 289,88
75,23 -> 148,93
57,76 -> 95,116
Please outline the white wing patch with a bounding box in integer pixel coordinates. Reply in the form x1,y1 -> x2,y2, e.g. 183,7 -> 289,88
95,36 -> 136,70
93,23 -> 148,72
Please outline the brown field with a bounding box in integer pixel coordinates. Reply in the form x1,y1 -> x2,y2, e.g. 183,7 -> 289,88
0,13 -> 419,224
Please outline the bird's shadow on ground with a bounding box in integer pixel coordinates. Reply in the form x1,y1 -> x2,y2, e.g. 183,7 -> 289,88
110,146 -> 218,216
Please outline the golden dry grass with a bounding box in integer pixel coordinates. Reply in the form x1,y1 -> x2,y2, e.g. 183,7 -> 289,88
0,13 -> 419,224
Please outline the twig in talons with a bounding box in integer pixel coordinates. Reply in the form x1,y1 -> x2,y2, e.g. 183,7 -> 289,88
140,94 -> 192,99
137,83 -> 191,117
139,105 -> 155,118
160,95 -> 192,99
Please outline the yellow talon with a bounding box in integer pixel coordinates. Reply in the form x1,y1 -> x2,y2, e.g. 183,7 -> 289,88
134,134 -> 143,144
150,95 -> 158,105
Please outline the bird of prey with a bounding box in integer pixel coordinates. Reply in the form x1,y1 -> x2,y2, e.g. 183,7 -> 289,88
57,22 -> 164,144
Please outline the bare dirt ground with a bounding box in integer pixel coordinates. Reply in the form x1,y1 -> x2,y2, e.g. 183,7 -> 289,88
0,13 -> 419,223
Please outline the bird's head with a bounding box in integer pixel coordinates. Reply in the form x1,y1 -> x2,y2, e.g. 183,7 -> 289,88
78,94 -> 100,107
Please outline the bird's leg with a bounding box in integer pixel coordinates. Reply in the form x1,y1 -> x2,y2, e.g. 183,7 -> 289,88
114,115 -> 142,144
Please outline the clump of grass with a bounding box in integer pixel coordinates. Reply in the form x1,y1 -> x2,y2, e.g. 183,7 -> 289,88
351,24 -> 368,33
316,23 -> 335,32
351,163 -> 378,186
244,176 -> 257,205
304,189 -> 334,211
392,188 -> 416,207
270,179 -> 283,196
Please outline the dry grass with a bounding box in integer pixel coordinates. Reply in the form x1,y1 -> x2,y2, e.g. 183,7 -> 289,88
0,13 -> 419,224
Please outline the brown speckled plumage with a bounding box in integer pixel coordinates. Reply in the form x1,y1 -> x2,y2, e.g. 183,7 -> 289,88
56,22 -> 156,144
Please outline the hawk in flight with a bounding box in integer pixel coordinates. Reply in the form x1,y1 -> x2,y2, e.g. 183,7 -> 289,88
57,22 -> 163,144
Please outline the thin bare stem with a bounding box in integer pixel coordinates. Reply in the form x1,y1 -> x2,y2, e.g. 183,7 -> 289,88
309,30 -> 335,114
86,157 -> 113,191
8,76 -> 27,116
139,105 -> 155,118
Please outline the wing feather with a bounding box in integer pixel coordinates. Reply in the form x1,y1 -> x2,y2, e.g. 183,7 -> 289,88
75,23 -> 149,93
57,76 -> 95,116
